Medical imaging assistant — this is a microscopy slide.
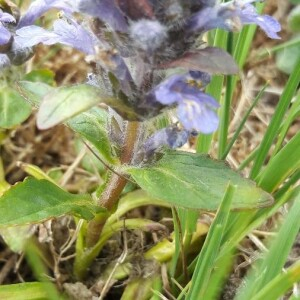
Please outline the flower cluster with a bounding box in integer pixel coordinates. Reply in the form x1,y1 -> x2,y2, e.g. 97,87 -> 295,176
2,0 -> 281,156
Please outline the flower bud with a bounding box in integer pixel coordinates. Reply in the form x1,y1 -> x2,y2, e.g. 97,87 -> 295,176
129,19 -> 168,53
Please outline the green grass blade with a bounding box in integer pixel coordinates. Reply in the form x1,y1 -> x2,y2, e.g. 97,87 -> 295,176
218,33 -> 235,158
250,57 -> 300,179
201,248 -> 235,300
257,131 -> 300,193
219,187 -> 296,260
275,170 -> 300,199
25,241 -> 64,300
221,3 -> 265,156
169,208 -> 198,281
221,84 -> 267,160
235,189 -> 300,300
233,19 -> 264,69
257,36 -> 300,59
169,207 -> 183,280
250,260 -> 300,300
238,148 -> 258,171
196,29 -> 227,153
0,282 -> 55,300
273,92 -> 300,154
186,184 -> 235,299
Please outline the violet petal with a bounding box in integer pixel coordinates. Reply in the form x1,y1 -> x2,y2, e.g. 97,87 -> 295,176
52,18 -> 96,54
76,0 -> 128,32
0,25 -> 12,45
177,99 -> 219,134
18,0 -> 74,28
0,11 -> 16,23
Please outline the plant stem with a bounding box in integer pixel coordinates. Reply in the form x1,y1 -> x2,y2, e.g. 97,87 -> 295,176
85,121 -> 140,247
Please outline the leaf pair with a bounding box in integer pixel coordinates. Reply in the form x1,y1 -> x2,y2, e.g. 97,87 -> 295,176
0,150 -> 272,228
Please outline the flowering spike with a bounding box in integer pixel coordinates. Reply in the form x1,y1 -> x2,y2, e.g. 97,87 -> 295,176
13,0 -> 281,136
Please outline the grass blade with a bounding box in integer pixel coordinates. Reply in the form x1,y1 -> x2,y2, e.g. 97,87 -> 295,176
257,131 -> 300,193
186,184 -> 235,299
235,189 -> 300,300
221,84 -> 268,159
196,29 -> 227,153
250,260 -> 300,300
273,92 -> 300,154
250,57 -> 300,179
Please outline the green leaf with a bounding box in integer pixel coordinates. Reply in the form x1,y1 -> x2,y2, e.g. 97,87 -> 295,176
276,42 -> 300,74
126,151 -> 273,210
36,84 -> 138,130
67,107 -> 117,164
0,178 -> 104,226
0,282 -> 58,300
17,81 -> 53,107
37,84 -> 106,129
23,69 -> 56,86
289,6 -> 300,32
0,225 -> 33,252
0,86 -> 31,128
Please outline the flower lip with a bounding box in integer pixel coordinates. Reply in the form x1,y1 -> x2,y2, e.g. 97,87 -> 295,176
0,10 -> 16,24
186,0 -> 281,39
152,73 -> 220,134
141,126 -> 190,158
15,15 -> 97,55
0,25 -> 12,47
76,0 -> 128,32
17,0 -> 75,28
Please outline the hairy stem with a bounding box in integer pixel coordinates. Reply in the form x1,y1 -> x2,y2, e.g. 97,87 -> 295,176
85,121 -> 140,248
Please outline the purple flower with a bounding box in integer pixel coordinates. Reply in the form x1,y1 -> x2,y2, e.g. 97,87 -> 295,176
153,72 -> 219,134
0,26 -> 11,46
237,3 -> 281,39
76,0 -> 128,32
18,0 -> 74,28
0,10 -> 16,46
187,0 -> 281,39
0,10 -> 15,24
142,126 -> 190,157
15,15 -> 97,55
97,50 -> 133,95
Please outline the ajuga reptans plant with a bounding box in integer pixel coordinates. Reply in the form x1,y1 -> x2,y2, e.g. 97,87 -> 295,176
0,0 -> 283,289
